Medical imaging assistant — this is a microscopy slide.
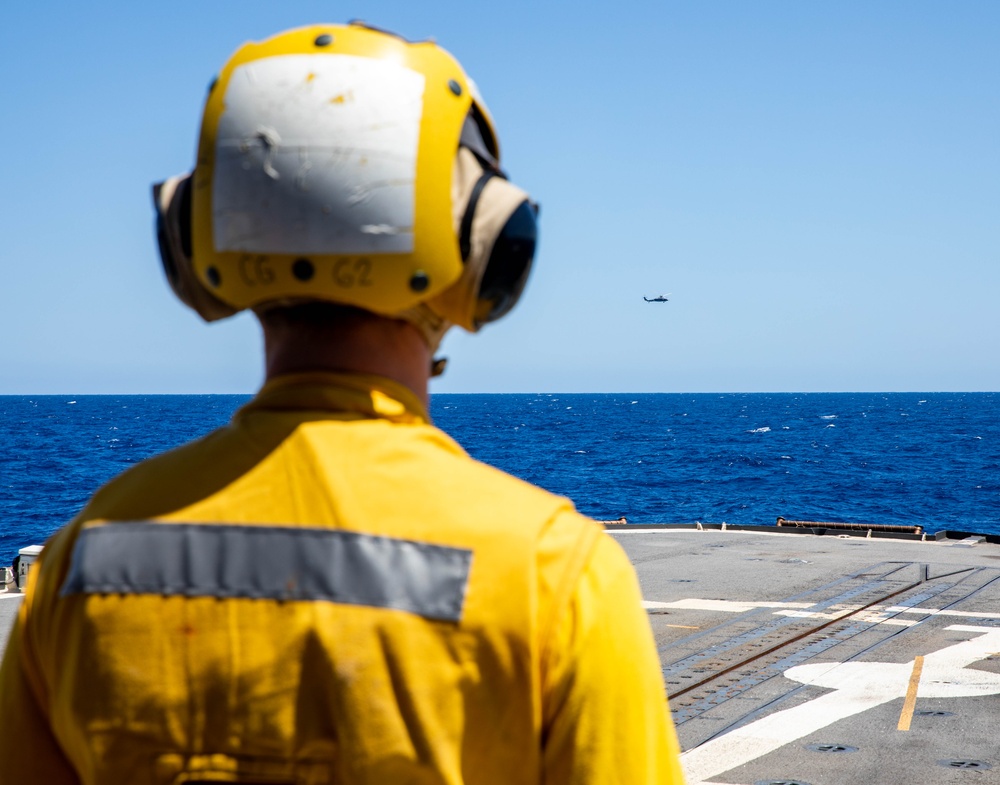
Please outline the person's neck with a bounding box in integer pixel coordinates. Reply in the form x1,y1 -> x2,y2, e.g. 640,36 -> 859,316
261,315 -> 431,409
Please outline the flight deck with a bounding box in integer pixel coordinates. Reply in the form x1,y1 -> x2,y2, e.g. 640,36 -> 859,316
613,524 -> 1000,784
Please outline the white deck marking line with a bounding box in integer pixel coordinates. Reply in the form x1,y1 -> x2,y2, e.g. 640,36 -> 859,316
681,625 -> 1000,785
643,599 -> 813,612
888,606 -> 1000,620
792,604 -> 1000,621
897,655 -> 924,730
774,607 -> 1000,621
646,597 -> 1000,622
774,608 -> 920,626
609,528 -> 815,538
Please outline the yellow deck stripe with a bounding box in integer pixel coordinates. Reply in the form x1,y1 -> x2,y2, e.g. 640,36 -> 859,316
897,655 -> 925,731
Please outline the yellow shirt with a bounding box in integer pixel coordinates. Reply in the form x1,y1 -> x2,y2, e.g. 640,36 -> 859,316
0,374 -> 684,784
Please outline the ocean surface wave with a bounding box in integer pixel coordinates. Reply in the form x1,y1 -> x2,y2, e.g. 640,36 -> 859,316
1,392 -> 999,565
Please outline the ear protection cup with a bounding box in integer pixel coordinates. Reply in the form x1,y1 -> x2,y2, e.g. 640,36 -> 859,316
153,175 -> 237,322
475,198 -> 537,325
458,173 -> 537,326
426,145 -> 537,332
452,111 -> 537,327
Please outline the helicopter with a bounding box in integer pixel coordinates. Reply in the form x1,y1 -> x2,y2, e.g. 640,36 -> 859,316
643,294 -> 671,302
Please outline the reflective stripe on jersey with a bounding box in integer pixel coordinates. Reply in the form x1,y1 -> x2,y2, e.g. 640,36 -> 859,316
60,522 -> 473,622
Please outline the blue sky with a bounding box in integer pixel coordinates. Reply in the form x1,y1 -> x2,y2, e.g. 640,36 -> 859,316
2,1 -> 997,394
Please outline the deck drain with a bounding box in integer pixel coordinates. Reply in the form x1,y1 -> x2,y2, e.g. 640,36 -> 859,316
915,710 -> 955,717
805,743 -> 858,754
937,760 -> 991,770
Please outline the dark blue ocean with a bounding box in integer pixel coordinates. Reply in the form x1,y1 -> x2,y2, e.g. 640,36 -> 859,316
2,393 -> 999,566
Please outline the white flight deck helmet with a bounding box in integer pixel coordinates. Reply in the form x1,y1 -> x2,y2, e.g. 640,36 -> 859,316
154,22 -> 538,358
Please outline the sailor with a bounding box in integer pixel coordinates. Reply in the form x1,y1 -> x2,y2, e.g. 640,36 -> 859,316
0,23 -> 684,784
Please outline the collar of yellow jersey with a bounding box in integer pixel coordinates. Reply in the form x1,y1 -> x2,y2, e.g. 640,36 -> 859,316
239,372 -> 429,424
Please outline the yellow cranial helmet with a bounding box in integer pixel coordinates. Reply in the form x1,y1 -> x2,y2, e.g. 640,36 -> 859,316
154,22 -> 537,342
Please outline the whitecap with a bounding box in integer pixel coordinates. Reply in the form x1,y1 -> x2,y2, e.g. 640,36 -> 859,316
631,401 -> 638,404
780,455 -> 792,460
574,450 -> 587,454
67,400 -> 77,405
748,427 -> 771,434
819,414 -> 836,420
826,423 -> 836,428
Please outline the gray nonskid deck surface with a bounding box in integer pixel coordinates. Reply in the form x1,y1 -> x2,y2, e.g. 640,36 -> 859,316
611,527 -> 1000,785
0,595 -> 22,654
